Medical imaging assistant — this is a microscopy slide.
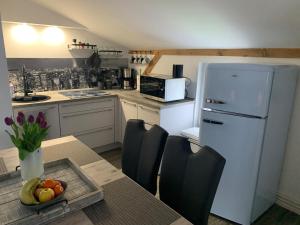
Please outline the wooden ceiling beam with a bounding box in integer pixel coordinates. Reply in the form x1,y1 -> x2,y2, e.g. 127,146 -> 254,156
143,53 -> 161,75
129,48 -> 300,58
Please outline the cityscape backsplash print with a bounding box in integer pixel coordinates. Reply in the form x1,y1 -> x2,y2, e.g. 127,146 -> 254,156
7,58 -> 128,93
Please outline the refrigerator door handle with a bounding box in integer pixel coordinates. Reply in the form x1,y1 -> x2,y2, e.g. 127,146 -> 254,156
202,119 -> 224,125
206,98 -> 226,104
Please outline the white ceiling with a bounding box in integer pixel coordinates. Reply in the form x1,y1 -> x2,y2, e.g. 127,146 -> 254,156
15,0 -> 300,49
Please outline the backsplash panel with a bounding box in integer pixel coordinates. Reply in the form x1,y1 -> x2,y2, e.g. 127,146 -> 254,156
7,58 -> 128,93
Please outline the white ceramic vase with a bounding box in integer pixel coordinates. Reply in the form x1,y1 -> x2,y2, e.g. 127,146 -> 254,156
20,148 -> 44,181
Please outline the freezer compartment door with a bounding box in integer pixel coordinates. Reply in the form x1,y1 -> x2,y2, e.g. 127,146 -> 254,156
203,67 -> 273,117
199,110 -> 265,225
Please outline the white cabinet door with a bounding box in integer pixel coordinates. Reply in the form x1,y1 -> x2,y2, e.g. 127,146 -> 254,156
137,105 -> 160,126
60,108 -> 114,136
204,67 -> 273,117
13,104 -> 60,140
120,99 -> 138,142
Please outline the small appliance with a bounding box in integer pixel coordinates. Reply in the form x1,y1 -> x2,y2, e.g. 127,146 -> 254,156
121,68 -> 136,90
172,64 -> 183,78
140,74 -> 185,102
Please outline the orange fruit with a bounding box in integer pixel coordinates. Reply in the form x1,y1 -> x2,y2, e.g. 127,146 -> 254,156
42,179 -> 57,189
54,184 -> 64,196
53,180 -> 61,187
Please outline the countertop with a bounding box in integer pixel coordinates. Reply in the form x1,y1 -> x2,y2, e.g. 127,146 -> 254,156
12,89 -> 195,110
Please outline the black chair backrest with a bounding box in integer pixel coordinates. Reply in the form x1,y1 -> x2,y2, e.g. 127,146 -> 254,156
122,119 -> 168,195
159,136 -> 226,225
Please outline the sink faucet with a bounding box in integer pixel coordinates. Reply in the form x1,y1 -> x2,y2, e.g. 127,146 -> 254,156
21,65 -> 33,96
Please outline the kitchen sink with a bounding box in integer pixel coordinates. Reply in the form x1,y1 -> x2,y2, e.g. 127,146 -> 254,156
60,90 -> 109,99
12,95 -> 51,102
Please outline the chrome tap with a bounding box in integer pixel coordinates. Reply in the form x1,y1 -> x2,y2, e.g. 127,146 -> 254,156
21,65 -> 32,96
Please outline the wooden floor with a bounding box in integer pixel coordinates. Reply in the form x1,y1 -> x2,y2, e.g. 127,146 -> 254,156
99,149 -> 300,225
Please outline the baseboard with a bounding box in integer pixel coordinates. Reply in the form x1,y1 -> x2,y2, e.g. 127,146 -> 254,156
276,192 -> 300,215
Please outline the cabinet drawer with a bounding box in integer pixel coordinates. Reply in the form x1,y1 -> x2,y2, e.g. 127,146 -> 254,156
59,98 -> 114,114
60,108 -> 114,136
75,127 -> 114,148
137,105 -> 160,125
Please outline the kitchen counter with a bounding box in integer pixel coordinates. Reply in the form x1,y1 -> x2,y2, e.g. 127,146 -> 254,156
12,89 -> 194,109
106,90 -> 194,109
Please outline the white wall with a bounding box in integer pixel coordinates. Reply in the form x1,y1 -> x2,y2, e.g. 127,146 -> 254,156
147,55 -> 300,214
0,0 -> 127,58
2,22 -> 126,58
0,20 -> 13,149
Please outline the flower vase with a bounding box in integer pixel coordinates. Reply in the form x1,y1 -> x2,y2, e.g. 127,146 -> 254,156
20,148 -> 44,181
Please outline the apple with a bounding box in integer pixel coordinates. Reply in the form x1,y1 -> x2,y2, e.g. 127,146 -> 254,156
38,188 -> 55,203
34,188 -> 44,199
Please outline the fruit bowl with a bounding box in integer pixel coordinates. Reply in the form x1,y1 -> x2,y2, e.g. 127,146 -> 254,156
20,179 -> 68,211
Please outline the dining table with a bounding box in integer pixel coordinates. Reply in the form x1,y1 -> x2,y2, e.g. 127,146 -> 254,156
0,136 -> 192,225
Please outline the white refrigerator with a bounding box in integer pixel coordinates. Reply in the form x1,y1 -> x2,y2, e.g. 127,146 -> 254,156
199,63 -> 298,225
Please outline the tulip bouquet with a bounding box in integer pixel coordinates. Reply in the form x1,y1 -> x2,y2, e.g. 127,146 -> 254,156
4,112 -> 49,160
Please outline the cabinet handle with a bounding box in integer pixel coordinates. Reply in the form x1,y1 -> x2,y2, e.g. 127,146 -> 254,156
62,108 -> 113,118
74,126 -> 113,136
139,105 -> 159,114
122,100 -> 137,107
202,119 -> 223,125
15,106 -> 56,113
206,98 -> 225,104
61,99 -> 112,108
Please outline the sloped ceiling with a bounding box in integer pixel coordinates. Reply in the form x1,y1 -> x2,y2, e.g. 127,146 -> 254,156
22,0 -> 300,49
0,0 -> 84,28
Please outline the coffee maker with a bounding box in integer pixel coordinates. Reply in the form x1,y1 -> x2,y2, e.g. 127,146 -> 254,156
121,68 -> 136,90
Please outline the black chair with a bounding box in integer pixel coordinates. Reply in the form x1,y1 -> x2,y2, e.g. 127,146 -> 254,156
159,136 -> 226,225
122,119 -> 168,195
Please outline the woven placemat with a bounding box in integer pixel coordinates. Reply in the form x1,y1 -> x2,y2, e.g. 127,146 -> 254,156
84,177 -> 180,225
0,157 -> 7,175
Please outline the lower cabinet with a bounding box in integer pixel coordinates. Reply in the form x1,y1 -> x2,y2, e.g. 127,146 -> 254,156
137,104 -> 160,129
13,95 -> 194,151
119,97 -> 194,142
120,99 -> 138,142
74,127 -> 114,149
13,104 -> 61,140
59,98 -> 115,148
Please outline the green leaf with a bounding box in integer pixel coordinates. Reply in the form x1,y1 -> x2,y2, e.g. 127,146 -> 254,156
18,148 -> 30,161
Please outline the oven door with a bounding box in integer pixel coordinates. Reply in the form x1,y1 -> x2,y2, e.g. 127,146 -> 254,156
140,76 -> 165,99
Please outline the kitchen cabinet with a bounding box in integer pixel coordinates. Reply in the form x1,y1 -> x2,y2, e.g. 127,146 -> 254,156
120,99 -> 138,142
13,104 -> 60,140
119,97 -> 194,142
137,104 -> 160,128
59,97 -> 115,148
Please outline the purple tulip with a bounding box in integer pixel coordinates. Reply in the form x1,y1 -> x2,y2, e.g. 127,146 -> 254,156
17,112 -> 25,119
16,115 -> 24,125
36,112 -> 45,124
36,116 -> 41,124
40,121 -> 48,129
28,115 -> 34,123
37,112 -> 45,120
4,117 -> 13,126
